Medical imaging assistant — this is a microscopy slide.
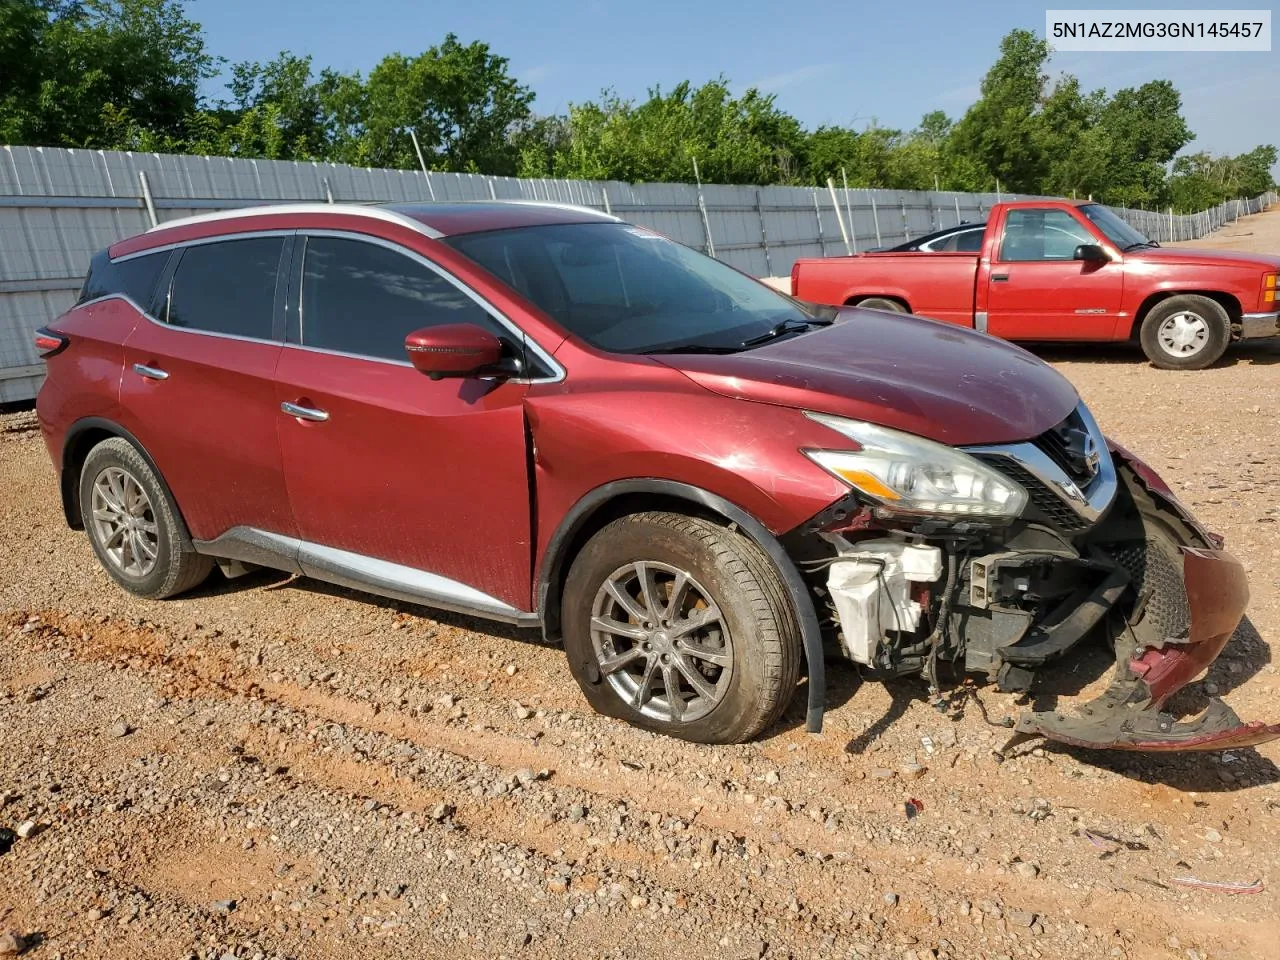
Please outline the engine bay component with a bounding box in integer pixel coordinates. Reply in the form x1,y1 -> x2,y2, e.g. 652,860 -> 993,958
825,537 -> 941,665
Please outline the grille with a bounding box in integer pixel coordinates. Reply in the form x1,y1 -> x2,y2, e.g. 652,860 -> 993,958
975,455 -> 1092,533
1035,408 -> 1099,486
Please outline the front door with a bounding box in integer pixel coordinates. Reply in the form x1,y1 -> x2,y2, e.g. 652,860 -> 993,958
274,233 -> 534,613
119,235 -> 297,542
985,207 -> 1123,340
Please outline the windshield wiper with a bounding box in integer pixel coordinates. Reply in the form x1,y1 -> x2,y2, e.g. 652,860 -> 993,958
640,343 -> 743,355
1123,241 -> 1157,252
739,318 -> 826,347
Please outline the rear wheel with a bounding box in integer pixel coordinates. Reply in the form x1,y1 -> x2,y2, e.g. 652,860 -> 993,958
561,512 -> 801,744
853,297 -> 907,313
1139,295 -> 1231,370
79,438 -> 213,599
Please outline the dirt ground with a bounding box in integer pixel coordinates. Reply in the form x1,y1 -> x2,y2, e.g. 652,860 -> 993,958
2,209 -> 1279,960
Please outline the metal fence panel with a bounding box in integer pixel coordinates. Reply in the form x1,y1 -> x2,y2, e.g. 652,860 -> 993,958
1,144 -> 1274,402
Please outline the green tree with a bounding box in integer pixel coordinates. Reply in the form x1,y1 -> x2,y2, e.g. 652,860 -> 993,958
0,0 -> 217,149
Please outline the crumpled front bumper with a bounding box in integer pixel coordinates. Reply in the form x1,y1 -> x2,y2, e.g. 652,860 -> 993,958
1011,445 -> 1280,753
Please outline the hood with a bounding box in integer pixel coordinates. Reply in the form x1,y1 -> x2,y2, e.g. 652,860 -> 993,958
1129,246 -> 1280,270
653,308 -> 1080,446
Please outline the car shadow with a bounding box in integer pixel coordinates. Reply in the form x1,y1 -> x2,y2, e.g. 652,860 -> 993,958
1025,339 -> 1280,367
182,565 -> 547,645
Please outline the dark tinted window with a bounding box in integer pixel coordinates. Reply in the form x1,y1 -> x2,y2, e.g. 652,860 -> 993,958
168,237 -> 283,339
954,228 -> 984,252
299,237 -> 495,360
79,250 -> 168,310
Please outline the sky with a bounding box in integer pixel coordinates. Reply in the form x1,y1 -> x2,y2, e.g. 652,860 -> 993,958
188,0 -> 1280,177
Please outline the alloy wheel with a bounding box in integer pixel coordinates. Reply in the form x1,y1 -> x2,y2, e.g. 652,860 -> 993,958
90,466 -> 159,578
589,560 -> 734,724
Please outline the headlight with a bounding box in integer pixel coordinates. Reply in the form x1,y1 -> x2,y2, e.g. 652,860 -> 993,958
803,412 -> 1028,520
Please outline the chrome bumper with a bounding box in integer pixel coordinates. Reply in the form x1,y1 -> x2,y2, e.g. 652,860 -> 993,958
1239,310 -> 1280,339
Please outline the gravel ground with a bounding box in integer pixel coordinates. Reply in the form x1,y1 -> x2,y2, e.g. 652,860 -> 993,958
2,210 -> 1279,960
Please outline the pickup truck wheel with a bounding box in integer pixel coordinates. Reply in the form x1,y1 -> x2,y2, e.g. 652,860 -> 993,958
79,438 -> 213,599
854,297 -> 907,313
1139,296 -> 1230,370
561,511 -> 801,744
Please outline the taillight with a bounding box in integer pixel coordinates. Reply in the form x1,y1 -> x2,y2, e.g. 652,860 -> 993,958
34,327 -> 69,359
790,261 -> 800,295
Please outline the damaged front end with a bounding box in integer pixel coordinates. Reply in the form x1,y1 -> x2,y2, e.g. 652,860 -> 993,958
791,404 -> 1280,753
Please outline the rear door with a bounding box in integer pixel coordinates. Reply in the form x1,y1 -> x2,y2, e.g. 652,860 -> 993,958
984,207 -> 1123,340
273,232 -> 535,613
118,234 -> 297,542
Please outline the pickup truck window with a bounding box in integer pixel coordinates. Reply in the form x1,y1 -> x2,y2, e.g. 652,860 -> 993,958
999,210 -> 1095,262
1079,203 -> 1153,250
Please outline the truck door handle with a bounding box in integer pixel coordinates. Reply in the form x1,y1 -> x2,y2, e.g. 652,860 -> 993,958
991,273 -> 1010,283
281,401 -> 329,422
133,363 -> 169,380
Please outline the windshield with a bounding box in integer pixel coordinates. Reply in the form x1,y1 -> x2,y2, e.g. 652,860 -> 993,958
444,222 -> 832,354
1079,203 -> 1152,249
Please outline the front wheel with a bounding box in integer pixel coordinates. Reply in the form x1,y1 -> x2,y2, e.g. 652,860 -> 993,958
1139,295 -> 1231,370
561,512 -> 801,744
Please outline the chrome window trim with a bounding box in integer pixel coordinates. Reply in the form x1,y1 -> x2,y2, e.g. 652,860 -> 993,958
144,203 -> 443,240
964,402 -> 1117,525
78,292 -> 281,349
192,526 -> 538,626
294,228 -> 565,384
112,228 -> 296,263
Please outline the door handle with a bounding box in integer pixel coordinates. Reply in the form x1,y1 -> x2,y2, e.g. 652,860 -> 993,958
133,363 -> 169,380
281,401 -> 329,422
991,273 -> 1010,283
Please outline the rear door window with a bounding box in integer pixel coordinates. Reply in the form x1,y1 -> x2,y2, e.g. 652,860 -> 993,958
167,237 -> 285,340
296,236 -> 499,361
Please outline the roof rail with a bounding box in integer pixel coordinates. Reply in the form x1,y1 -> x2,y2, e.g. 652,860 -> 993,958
145,202 -> 443,239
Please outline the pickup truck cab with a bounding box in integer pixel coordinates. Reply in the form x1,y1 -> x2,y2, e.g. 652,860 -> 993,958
791,199 -> 1280,369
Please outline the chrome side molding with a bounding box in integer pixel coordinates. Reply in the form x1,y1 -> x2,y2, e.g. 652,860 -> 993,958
192,526 -> 539,627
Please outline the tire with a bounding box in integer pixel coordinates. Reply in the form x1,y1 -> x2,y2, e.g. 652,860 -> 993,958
853,297 -> 907,313
561,511 -> 802,744
78,437 -> 213,599
1138,295 -> 1231,370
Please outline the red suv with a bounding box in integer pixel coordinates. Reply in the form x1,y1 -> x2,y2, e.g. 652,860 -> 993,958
34,202 -> 1278,751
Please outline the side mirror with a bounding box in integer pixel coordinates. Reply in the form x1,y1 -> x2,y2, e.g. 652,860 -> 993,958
405,324 -> 504,380
1073,244 -> 1109,263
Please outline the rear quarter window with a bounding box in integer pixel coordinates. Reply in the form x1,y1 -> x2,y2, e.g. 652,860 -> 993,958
78,250 -> 169,312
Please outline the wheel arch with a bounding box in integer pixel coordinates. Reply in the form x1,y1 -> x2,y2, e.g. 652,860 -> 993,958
536,478 -> 826,733
1129,290 -> 1242,340
60,418 -> 194,546
845,293 -> 912,312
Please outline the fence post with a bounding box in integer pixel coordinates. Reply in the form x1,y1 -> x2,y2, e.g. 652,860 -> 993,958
754,188 -> 774,276
841,167 -> 856,253
601,186 -> 612,216
900,198 -> 910,241
813,190 -> 829,257
870,196 -> 882,248
691,157 -> 716,258
138,171 -> 157,227
1168,207 -> 1174,243
954,195 -> 961,226
827,178 -> 852,255
322,177 -> 334,204
409,129 -> 437,201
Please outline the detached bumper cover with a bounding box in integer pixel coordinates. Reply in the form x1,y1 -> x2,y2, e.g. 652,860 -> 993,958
1012,448 -> 1280,753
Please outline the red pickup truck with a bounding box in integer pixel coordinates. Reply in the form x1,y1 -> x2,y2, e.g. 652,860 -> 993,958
790,199 -> 1280,369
